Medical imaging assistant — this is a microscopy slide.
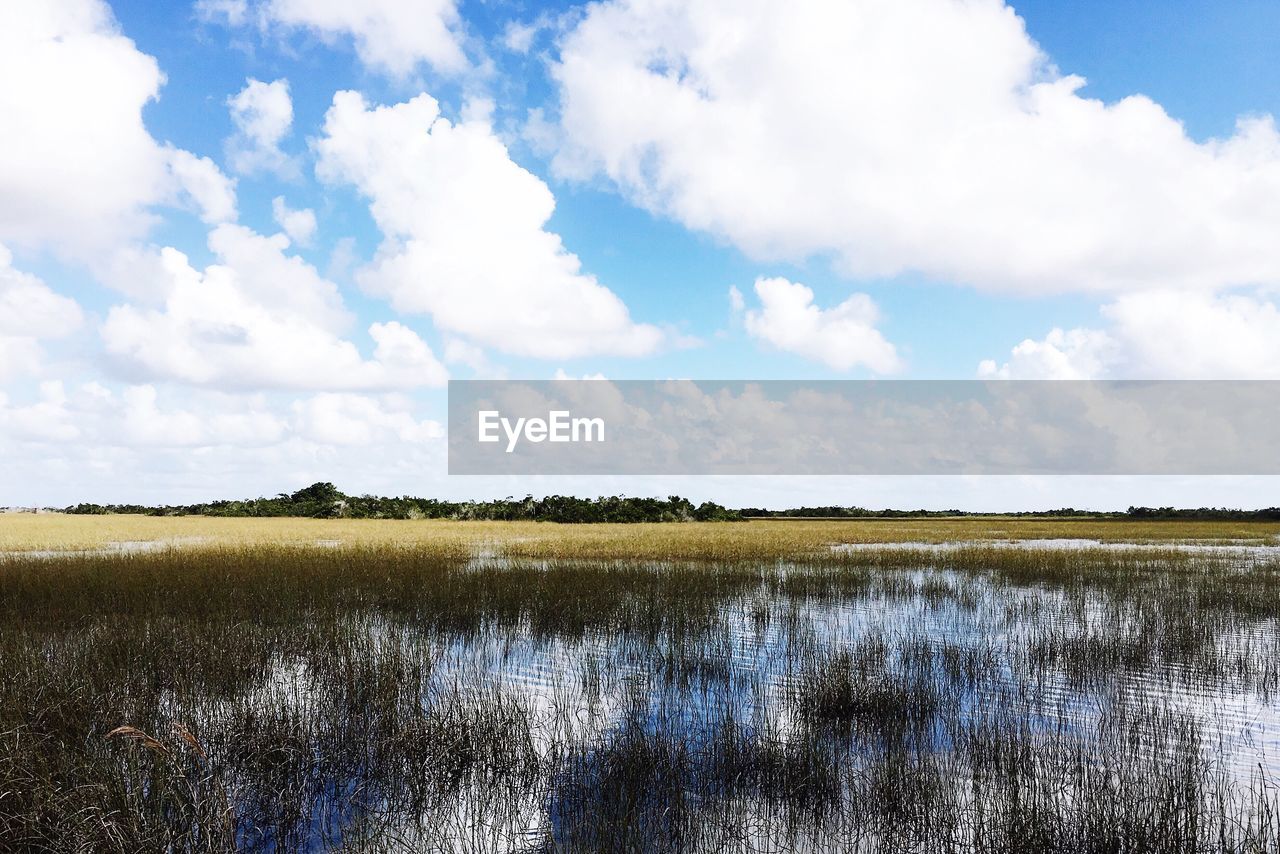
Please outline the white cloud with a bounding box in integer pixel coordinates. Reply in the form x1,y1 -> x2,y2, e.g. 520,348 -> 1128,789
502,19 -> 541,54
737,277 -> 900,373
552,0 -> 1280,296
0,382 -> 438,453
97,245 -> 188,303
272,196 -> 317,245
101,224 -> 447,390
314,90 -> 664,360
978,328 -> 1118,380
0,381 -> 81,442
167,149 -> 238,223
195,0 -> 249,26
442,339 -> 507,379
0,0 -> 166,254
553,369 -> 608,381
1103,291 -> 1280,379
206,224 -> 349,330
728,285 -> 745,314
0,248 -> 83,340
0,338 -> 43,384
325,236 -> 359,282
0,381 -> 449,505
264,0 -> 467,77
113,385 -> 287,447
227,78 -> 295,176
292,393 -> 444,445
0,245 -> 83,381
368,320 -> 449,385
0,0 -> 236,259
443,339 -> 485,369
980,290 -> 1280,379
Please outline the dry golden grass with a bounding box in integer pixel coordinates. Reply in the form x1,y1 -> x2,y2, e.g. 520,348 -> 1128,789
2,513 -> 1277,559
0,513 -> 500,553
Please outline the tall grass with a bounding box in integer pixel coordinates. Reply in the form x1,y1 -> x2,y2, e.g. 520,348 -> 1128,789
0,541 -> 1278,850
4,513 -> 1279,555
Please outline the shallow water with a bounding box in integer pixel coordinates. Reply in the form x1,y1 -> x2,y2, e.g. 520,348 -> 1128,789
462,568 -> 1280,767
7,548 -> 1279,851
230,559 -> 1280,851
3,537 -> 214,558
833,536 -> 1280,554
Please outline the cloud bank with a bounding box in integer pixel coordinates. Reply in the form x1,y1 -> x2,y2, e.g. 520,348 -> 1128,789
552,0 -> 1280,295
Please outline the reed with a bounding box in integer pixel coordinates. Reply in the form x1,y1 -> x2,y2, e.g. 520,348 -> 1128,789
3,513 -> 1278,556
0,533 -> 1278,851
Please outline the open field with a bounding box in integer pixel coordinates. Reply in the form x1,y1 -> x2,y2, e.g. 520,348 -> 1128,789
2,520 -> 1280,851
4,513 -> 1280,558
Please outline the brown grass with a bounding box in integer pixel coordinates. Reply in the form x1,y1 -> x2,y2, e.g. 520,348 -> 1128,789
1,512 -> 1277,560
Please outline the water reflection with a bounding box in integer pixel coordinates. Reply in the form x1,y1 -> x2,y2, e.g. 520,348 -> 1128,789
228,560 -> 1280,850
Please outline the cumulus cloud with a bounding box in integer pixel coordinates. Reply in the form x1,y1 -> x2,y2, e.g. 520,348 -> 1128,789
552,0 -> 1280,296
227,78 -> 295,176
0,246 -> 83,381
0,0 -> 236,259
314,90 -> 664,360
0,0 -> 167,253
263,0 -> 467,77
735,277 -> 900,373
101,224 -> 447,390
272,196 -> 317,245
979,328 -> 1117,380
979,290 -> 1280,379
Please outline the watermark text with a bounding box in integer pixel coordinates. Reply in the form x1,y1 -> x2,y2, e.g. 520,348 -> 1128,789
477,410 -> 605,453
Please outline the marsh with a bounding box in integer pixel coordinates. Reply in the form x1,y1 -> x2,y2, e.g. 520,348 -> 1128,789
1,518 -> 1279,851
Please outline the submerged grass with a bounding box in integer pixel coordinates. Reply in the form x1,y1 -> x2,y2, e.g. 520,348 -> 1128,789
0,530 -> 1278,851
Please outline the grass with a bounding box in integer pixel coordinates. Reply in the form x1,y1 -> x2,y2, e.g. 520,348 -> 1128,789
1,524 -> 1279,850
3,512 -> 1279,556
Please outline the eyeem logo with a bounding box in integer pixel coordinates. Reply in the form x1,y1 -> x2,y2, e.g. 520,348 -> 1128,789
478,410 -> 605,453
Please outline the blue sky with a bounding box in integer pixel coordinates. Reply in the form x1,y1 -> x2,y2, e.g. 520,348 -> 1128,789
2,0 -> 1279,507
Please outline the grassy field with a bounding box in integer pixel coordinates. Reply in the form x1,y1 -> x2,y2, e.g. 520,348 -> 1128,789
3,512 -> 1279,558
2,517 -> 1279,851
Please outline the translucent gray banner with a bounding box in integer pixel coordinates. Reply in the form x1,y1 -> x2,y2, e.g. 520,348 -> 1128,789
447,380 -> 1280,475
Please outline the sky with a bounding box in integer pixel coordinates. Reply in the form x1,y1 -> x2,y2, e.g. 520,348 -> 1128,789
1,0 -> 1279,509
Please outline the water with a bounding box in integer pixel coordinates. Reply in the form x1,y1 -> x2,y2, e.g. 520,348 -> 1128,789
235,558 -> 1280,850
833,537 -> 1280,556
10,545 -> 1277,850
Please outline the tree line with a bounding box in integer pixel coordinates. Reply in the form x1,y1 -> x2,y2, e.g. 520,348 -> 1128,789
739,505 -> 1280,520
64,483 -> 743,523
62,483 -> 1280,522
